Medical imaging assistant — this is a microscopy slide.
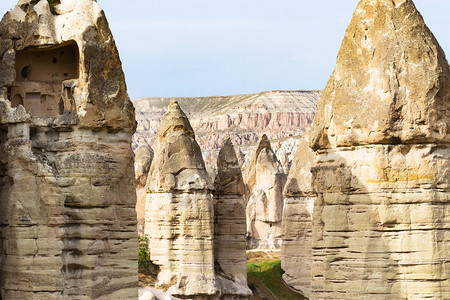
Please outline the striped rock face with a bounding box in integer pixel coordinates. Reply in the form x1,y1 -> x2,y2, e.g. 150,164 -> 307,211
309,0 -> 450,299
0,0 -> 138,299
144,102 -> 252,299
281,132 -> 316,299
243,135 -> 286,249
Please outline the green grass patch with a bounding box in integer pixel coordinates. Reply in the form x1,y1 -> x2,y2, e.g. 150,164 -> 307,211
247,260 -> 304,300
47,0 -> 61,14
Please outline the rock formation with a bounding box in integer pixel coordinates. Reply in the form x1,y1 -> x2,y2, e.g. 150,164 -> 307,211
0,0 -> 138,299
280,132 -> 316,298
214,138 -> 247,286
309,0 -> 450,299
133,90 -> 320,151
243,135 -> 286,249
144,101 -> 251,299
135,140 -> 154,234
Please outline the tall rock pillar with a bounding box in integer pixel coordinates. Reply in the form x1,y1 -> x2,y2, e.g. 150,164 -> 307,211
145,101 -> 217,297
145,103 -> 252,299
134,140 -> 154,234
309,0 -> 450,299
0,0 -> 138,299
214,138 -> 248,287
281,132 -> 316,298
243,135 -> 286,249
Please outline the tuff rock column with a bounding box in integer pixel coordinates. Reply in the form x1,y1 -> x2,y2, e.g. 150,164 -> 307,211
134,140 -> 154,234
144,101 -> 217,298
281,132 -> 316,298
213,138 -> 251,296
243,135 -> 286,249
0,0 -> 138,299
309,0 -> 450,299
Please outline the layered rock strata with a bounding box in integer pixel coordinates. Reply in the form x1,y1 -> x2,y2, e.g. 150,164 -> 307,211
134,140 -> 154,234
214,138 -> 248,286
145,101 -> 251,299
309,0 -> 450,299
243,135 -> 286,249
281,132 -> 316,298
0,1 -> 138,299
133,90 -> 320,151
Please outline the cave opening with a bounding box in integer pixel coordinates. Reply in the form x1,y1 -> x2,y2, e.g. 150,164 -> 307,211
10,41 -> 79,117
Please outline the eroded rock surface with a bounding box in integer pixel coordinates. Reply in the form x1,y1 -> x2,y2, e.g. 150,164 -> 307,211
309,0 -> 450,299
214,138 -> 248,286
0,1 -> 138,299
281,132 -> 316,298
145,102 -> 251,299
133,90 -> 320,151
243,135 -> 286,249
135,140 -> 154,234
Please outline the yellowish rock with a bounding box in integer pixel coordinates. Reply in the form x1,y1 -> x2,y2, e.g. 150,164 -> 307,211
0,0 -> 138,299
309,0 -> 450,299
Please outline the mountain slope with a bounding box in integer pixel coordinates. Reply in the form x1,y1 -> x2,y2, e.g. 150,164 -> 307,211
133,90 -> 320,151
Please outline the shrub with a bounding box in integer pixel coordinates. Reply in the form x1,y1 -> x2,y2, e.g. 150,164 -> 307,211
138,235 -> 158,275
47,0 -> 60,14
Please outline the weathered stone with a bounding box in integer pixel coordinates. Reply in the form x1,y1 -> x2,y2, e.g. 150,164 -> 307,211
214,138 -> 248,286
145,102 -> 251,299
135,140 -> 154,234
309,0 -> 450,299
243,135 -> 286,249
133,90 -> 320,151
281,132 -> 316,298
0,0 -> 138,299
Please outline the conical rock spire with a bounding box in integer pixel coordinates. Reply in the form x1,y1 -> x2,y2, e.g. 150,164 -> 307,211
311,0 -> 450,150
146,101 -> 211,193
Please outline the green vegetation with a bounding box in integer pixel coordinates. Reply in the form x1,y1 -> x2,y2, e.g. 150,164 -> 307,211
247,260 -> 305,300
47,0 -> 60,14
138,236 -> 158,276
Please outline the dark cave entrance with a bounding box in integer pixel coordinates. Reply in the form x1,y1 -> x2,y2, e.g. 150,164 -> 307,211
9,41 -> 79,117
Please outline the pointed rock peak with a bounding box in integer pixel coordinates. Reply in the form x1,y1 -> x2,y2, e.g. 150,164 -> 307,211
135,139 -> 154,157
217,138 -> 240,171
157,101 -> 195,139
254,134 -> 272,158
215,138 -> 245,195
310,0 -> 450,150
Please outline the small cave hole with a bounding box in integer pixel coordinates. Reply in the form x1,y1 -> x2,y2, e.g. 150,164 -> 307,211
11,94 -> 23,108
52,57 -> 57,64
21,66 -> 30,79
59,98 -> 64,114
30,127 -> 37,141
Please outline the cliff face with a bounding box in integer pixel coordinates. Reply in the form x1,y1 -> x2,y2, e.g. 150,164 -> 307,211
144,101 -> 251,299
281,132 -> 316,298
309,0 -> 450,299
0,1 -> 138,299
133,90 -> 320,151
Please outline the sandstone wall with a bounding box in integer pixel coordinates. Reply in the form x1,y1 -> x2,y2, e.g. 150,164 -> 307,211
244,135 -> 286,249
145,101 -> 251,299
309,0 -> 450,299
214,139 -> 247,285
281,133 -> 316,298
0,1 -> 138,299
134,140 -> 154,234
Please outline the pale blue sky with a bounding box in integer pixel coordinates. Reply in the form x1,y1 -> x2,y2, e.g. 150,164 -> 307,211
0,1 -> 449,99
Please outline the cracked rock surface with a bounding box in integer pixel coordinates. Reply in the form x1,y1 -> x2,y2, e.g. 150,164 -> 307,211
308,0 -> 450,299
0,0 -> 138,299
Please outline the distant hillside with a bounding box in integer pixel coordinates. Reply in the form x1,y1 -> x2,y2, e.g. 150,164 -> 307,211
132,90 -> 320,151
